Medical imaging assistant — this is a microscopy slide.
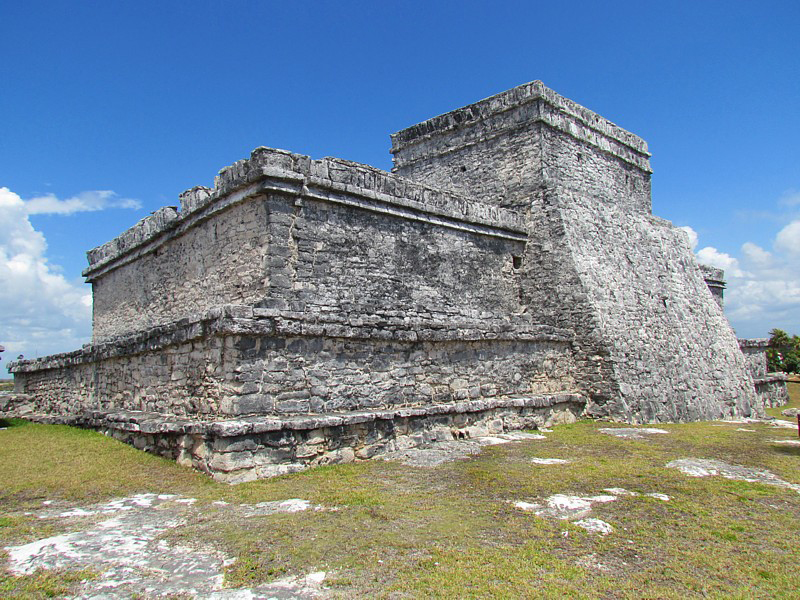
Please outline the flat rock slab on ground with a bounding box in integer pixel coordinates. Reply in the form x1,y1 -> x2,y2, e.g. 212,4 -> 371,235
771,439 -> 800,446
513,487 -> 669,535
723,418 -> 797,430
5,494 -> 329,599
770,419 -> 798,430
381,431 -> 546,467
574,518 -> 614,535
666,459 -> 800,494
530,457 -> 572,465
598,428 -> 669,439
602,488 -> 670,501
515,493 -> 618,519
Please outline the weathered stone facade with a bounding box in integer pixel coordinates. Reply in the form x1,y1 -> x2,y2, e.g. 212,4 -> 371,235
8,81 -> 783,481
699,265 -> 726,310
738,339 -> 789,408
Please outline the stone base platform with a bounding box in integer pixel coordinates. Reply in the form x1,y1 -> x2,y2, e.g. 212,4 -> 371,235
754,373 -> 790,408
3,393 -> 585,483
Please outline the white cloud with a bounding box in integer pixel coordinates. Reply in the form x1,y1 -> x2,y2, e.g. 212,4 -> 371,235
774,219 -> 800,256
25,190 -> 141,215
696,246 -> 747,278
678,225 -> 698,251
0,186 -> 139,364
741,242 -> 772,267
687,215 -> 800,338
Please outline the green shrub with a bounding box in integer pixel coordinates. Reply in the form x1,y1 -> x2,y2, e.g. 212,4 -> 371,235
767,329 -> 800,374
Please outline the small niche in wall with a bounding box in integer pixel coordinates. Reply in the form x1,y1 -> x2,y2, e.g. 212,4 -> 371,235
512,255 -> 522,269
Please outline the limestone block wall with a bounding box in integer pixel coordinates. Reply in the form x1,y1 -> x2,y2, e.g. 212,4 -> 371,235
392,80 -> 759,422
85,148 -> 528,343
11,307 -> 578,419
258,192 -> 525,319
753,376 -> 790,408
10,81 -> 763,434
392,119 -> 545,211
391,81 -> 652,214
738,339 -> 769,378
14,143 -> 580,423
90,198 -> 271,341
737,339 -> 788,409
548,192 -> 756,421
699,264 -> 726,310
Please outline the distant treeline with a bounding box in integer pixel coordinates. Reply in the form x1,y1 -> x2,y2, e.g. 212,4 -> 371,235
768,329 -> 800,374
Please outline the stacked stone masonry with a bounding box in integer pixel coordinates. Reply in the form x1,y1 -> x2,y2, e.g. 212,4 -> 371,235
8,81 -> 785,481
738,339 -> 790,408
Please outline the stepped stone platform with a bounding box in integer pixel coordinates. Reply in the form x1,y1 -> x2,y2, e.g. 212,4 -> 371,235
7,81 -> 785,481
4,394 -> 584,483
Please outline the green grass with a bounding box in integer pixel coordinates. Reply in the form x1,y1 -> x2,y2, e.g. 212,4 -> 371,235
1,389 -> 800,598
0,566 -> 97,599
0,380 -> 14,392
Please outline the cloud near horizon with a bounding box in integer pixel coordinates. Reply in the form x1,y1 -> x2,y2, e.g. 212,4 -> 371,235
680,218 -> 800,338
25,190 -> 142,215
0,187 -> 140,363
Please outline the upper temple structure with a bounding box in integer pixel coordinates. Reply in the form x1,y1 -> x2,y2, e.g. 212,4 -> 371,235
6,81 -> 788,482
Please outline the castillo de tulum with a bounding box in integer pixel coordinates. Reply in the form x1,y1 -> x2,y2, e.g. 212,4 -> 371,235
5,81 -> 789,482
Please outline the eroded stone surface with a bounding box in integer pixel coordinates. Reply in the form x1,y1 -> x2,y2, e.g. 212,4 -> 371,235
514,494 -> 617,520
602,488 -> 670,501
574,518 -> 614,535
5,494 -> 329,598
381,431 -> 546,467
723,418 -> 796,430
476,432 -> 547,445
645,493 -> 671,501
530,457 -> 571,465
513,484 -> 670,534
238,499 -> 327,517
666,459 -> 800,493
598,428 -> 669,439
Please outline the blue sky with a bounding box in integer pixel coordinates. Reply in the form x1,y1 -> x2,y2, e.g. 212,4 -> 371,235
1,0 -> 798,361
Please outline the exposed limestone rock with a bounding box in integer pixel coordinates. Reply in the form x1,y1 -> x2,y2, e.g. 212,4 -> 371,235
513,494 -> 617,520
5,494 -> 330,598
380,431 -> 546,467
666,459 -> 800,493
602,488 -> 670,501
574,518 -> 614,535
598,428 -> 670,439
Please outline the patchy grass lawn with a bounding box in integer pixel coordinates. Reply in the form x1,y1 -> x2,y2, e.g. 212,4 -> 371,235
0,380 -> 14,392
1,384 -> 799,598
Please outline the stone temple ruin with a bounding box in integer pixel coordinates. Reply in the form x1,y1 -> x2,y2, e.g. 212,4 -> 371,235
6,82 -> 788,482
